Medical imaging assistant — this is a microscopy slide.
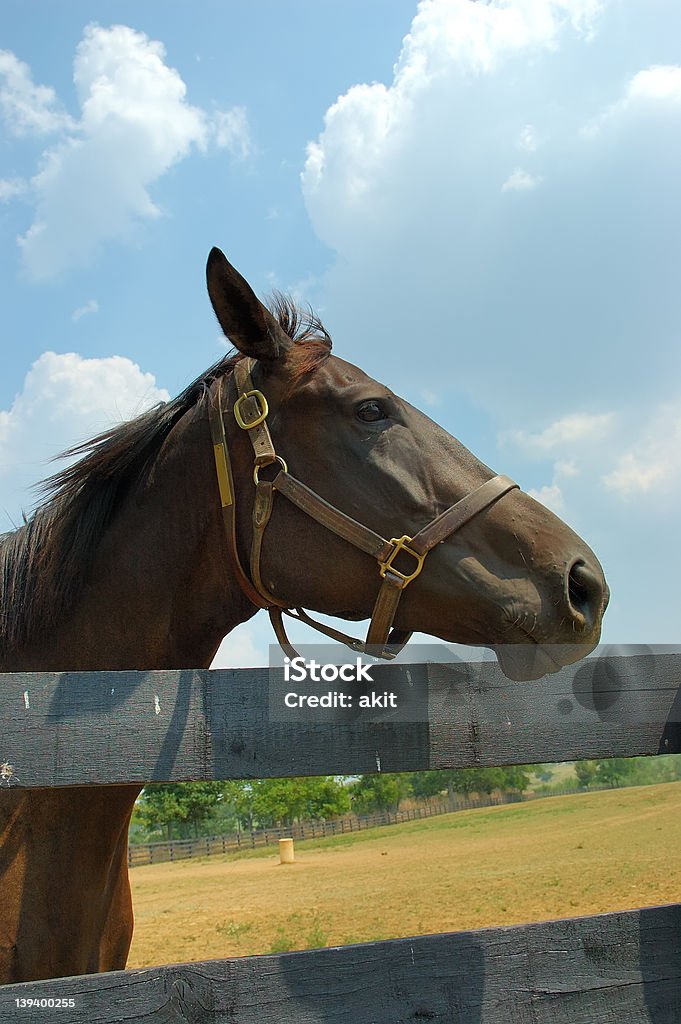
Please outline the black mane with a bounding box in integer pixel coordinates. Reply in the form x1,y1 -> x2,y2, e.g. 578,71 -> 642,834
0,296 -> 330,655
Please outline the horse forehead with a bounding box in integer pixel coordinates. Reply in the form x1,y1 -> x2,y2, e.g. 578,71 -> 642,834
316,355 -> 381,390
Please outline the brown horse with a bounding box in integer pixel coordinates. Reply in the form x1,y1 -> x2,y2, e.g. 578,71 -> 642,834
0,248 -> 608,983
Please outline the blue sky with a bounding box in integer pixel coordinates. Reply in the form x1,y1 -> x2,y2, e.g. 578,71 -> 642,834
1,0 -> 680,667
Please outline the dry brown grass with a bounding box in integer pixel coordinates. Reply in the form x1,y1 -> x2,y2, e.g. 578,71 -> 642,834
127,781 -> 681,968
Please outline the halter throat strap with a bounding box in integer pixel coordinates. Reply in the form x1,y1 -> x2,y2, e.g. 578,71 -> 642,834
209,358 -> 519,660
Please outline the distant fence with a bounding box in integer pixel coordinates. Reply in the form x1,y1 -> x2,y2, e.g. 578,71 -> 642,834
128,792 -> 519,865
128,784 -> 618,867
2,651 -> 681,1023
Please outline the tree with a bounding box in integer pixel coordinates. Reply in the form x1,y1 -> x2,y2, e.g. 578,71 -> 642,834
137,783 -> 224,839
533,764 -> 555,783
574,760 -> 599,789
300,777 -> 351,820
446,768 -> 505,797
499,766 -> 530,793
350,774 -> 410,815
233,777 -> 351,829
595,758 -> 637,788
136,786 -> 184,841
409,771 -> 447,803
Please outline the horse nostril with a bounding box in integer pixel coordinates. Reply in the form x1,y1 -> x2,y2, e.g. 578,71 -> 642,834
566,560 -> 604,627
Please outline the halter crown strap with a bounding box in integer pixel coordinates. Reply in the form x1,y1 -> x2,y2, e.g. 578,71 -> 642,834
210,358 -> 519,661
207,377 -> 271,610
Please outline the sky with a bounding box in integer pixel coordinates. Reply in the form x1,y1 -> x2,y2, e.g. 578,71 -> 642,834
1,0 -> 680,668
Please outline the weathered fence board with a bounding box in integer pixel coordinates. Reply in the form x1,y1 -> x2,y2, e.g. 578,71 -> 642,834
1,652 -> 680,787
1,905 -> 679,1023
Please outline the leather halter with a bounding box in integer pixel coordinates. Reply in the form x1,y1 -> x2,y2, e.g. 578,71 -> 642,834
208,358 -> 519,661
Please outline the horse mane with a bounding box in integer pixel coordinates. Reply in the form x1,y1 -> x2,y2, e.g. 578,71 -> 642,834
0,296 -> 331,656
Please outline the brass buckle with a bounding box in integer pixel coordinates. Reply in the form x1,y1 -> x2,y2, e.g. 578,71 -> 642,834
379,535 -> 425,586
234,390 -> 269,430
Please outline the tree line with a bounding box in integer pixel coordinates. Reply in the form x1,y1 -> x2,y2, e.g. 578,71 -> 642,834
130,754 -> 681,843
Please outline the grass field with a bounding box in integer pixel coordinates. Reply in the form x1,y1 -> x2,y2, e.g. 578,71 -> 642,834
127,781 -> 681,968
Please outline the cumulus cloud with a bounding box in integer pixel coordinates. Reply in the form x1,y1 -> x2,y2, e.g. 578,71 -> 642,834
505,412 -> 614,453
300,0 -> 681,435
0,49 -> 74,135
0,351 -> 168,525
15,25 -> 208,279
295,0 -> 681,652
2,25 -> 252,280
603,400 -> 681,498
584,62 -> 681,135
303,0 -> 603,236
627,65 -> 681,103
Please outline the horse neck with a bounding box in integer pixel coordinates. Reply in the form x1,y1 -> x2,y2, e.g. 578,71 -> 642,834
7,400 -> 257,674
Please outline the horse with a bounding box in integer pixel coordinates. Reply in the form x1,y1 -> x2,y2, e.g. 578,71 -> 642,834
0,247 -> 609,983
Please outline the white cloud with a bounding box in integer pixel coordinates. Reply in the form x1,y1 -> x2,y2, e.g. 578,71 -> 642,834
302,0 -> 603,235
295,0 -> 681,650
0,177 -> 28,202
213,106 -> 252,159
517,123 -> 540,151
603,400 -> 681,498
211,623 -> 266,668
528,482 -> 565,513
299,0 -> 671,425
0,351 -> 168,524
0,49 -> 74,135
16,25 -> 208,280
71,299 -> 99,322
501,167 -> 542,191
3,25 -> 251,279
396,0 -> 603,77
555,458 -> 579,478
504,412 -> 614,454
584,63 -> 681,136
627,65 -> 681,104
527,459 -> 579,514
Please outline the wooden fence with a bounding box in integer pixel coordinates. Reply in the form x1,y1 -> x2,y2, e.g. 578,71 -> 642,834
128,793 -> 526,866
128,786 -> 624,867
1,650 -> 680,1022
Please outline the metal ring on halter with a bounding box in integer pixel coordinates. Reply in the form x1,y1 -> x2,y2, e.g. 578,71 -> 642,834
253,456 -> 287,486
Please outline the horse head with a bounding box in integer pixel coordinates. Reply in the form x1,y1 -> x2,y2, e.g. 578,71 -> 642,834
207,247 -> 608,681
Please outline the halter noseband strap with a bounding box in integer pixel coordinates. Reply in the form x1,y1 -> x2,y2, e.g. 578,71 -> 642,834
208,359 -> 519,661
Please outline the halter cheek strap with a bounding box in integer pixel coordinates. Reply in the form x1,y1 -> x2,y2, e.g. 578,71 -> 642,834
208,359 -> 519,661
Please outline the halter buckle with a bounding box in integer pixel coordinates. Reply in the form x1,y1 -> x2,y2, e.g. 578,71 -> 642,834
234,390 -> 269,429
379,535 -> 426,586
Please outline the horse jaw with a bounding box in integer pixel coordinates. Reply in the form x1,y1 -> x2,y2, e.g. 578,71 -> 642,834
493,639 -> 599,681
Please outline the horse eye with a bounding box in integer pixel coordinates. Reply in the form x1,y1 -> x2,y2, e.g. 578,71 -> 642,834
356,400 -> 387,423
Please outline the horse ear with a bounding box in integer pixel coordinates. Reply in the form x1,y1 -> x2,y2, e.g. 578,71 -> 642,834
206,247 -> 290,361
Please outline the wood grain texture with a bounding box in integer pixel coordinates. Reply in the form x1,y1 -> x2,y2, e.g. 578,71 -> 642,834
0,652 -> 680,787
1,905 -> 680,1023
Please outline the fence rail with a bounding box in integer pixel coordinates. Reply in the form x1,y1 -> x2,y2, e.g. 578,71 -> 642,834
2,652 -> 680,788
1,905 -> 679,1023
2,651 -> 680,1023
